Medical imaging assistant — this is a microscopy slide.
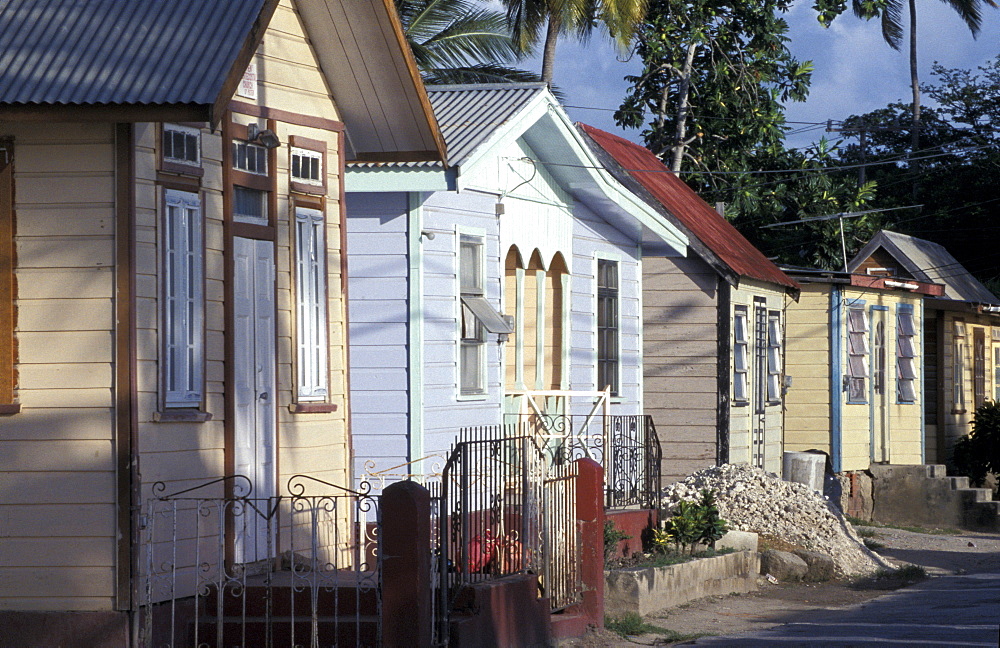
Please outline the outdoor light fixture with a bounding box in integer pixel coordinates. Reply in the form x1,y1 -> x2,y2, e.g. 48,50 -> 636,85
247,123 -> 281,149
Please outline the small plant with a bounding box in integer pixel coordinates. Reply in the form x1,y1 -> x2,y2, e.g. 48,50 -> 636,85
603,520 -> 631,560
863,538 -> 885,550
855,527 -> 878,539
953,400 -> 1000,487
658,489 -> 730,555
605,613 -> 666,638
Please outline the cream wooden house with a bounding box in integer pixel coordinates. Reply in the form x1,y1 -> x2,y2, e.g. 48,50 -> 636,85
783,268 -> 943,473
848,231 -> 1000,464
0,0 -> 443,643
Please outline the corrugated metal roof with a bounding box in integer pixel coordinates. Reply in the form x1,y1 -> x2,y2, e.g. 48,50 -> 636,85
0,0 -> 265,107
579,124 -> 798,290
427,83 -> 545,166
848,230 -> 999,304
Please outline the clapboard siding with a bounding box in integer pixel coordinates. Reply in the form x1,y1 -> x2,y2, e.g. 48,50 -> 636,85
346,192 -> 411,485
642,254 -> 718,482
784,286 -> 832,457
0,122 -> 117,611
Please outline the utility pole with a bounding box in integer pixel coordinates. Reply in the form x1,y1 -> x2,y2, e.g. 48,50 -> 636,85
826,120 -> 901,186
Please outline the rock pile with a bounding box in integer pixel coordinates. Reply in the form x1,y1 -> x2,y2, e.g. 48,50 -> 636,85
661,464 -> 891,576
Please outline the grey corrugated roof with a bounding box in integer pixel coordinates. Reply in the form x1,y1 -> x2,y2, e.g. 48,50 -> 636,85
426,83 -> 544,167
0,0 -> 265,107
848,230 -> 999,304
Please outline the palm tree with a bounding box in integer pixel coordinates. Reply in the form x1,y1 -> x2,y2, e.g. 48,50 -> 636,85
398,0 -> 541,85
852,0 -> 998,152
502,0 -> 648,85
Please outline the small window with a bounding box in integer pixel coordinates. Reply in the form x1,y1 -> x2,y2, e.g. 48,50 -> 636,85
733,307 -> 749,403
993,346 -> 1000,401
847,306 -> 869,402
295,207 -> 328,401
233,186 -> 267,225
896,308 -> 917,403
460,235 -> 486,395
766,312 -> 782,403
597,259 -> 619,397
232,140 -> 268,175
291,147 -> 323,185
163,124 -> 200,166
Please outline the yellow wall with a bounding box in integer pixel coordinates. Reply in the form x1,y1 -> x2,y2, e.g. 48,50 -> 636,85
0,123 -> 117,611
939,312 -> 1000,458
784,285 -> 833,458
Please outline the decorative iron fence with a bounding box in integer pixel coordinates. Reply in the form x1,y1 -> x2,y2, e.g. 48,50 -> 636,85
504,413 -> 662,511
139,475 -> 381,648
437,425 -> 583,634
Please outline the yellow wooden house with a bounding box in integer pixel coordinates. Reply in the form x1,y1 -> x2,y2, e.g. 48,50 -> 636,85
783,269 -> 944,473
0,0 -> 443,643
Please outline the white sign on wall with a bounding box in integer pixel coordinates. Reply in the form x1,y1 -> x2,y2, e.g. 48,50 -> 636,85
237,61 -> 258,100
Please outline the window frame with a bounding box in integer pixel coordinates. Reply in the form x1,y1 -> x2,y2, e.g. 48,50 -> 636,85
228,121 -> 276,235
766,310 -> 782,404
160,123 -> 203,177
596,258 -> 620,398
846,303 -> 869,404
292,203 -> 330,405
733,306 -> 750,405
458,232 -> 487,398
973,327 -> 987,409
896,304 -> 917,404
953,319 -> 966,414
161,188 -> 206,410
288,135 -> 328,196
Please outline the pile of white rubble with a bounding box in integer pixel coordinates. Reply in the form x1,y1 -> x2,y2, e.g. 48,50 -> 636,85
661,464 -> 891,576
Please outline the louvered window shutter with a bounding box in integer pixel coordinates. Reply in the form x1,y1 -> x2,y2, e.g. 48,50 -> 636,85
295,207 -> 328,401
163,189 -> 204,406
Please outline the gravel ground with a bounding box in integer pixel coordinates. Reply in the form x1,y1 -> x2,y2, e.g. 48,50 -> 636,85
565,526 -> 1000,647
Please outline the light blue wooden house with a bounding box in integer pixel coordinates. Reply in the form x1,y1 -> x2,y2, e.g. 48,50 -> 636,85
345,84 -> 688,488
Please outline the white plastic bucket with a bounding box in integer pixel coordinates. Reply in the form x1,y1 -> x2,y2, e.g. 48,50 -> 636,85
782,451 -> 825,492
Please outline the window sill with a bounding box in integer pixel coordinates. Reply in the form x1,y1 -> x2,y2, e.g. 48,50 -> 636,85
290,403 -> 338,414
457,393 -> 488,402
154,410 -> 213,423
0,403 -> 21,415
160,161 -> 204,178
952,409 -> 967,415
732,401 -> 750,407
846,401 -> 869,406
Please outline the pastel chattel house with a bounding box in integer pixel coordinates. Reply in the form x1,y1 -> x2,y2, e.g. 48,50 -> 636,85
344,83 -> 689,490
0,0 -> 444,644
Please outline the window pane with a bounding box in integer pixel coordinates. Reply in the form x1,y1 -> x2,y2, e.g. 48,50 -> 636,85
848,308 -> 868,332
734,344 -> 748,372
848,377 -> 866,402
460,342 -> 483,393
848,354 -> 867,377
898,311 -> 915,336
848,332 -> 868,355
460,239 -> 481,294
733,374 -> 747,401
897,336 -> 914,358
234,186 -> 266,224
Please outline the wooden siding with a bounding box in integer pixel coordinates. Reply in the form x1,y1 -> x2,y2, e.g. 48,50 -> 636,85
784,286 -> 833,458
345,192 -> 411,485
642,254 -> 718,484
0,122 -> 117,611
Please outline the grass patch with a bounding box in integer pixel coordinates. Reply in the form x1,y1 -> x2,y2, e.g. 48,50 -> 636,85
846,516 -> 960,536
604,613 -> 706,642
863,538 -> 885,550
853,564 -> 928,590
855,526 -> 878,538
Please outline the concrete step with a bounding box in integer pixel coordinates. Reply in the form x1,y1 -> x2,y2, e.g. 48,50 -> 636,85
964,500 -> 1000,532
948,476 -> 971,490
958,488 -> 993,504
925,464 -> 949,478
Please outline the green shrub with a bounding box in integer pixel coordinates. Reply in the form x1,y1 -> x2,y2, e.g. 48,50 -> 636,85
658,489 -> 729,555
603,520 -> 631,560
952,400 -> 1000,487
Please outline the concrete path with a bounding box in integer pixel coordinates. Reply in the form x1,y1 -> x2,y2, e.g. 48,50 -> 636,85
691,571 -> 1000,646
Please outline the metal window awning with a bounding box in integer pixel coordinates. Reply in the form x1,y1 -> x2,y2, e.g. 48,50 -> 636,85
461,296 -> 512,334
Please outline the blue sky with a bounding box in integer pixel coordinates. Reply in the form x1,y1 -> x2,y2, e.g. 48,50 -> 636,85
523,1 -> 1000,151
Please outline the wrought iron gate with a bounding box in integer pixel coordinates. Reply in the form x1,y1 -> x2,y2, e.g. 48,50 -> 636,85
139,475 -> 381,647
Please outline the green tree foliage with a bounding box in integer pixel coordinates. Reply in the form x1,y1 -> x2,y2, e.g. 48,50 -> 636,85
616,0 -> 875,269
833,56 -> 1000,291
397,0 -> 542,84
952,400 -> 1000,487
502,0 -> 648,84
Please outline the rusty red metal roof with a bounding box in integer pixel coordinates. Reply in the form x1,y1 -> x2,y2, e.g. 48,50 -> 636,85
579,124 -> 798,290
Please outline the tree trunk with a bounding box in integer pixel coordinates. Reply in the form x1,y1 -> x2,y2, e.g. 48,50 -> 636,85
541,13 -> 561,86
908,0 -> 920,152
670,41 -> 699,174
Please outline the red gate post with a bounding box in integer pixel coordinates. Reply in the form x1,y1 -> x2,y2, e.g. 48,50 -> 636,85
381,480 -> 432,648
575,458 -> 605,628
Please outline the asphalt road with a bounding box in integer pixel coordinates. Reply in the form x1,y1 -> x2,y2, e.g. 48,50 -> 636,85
691,570 -> 1000,646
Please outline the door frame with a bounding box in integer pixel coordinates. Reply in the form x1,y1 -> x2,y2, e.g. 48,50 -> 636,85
870,306 -> 890,463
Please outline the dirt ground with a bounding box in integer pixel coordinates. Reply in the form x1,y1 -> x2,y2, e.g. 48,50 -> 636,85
567,525 -> 1000,646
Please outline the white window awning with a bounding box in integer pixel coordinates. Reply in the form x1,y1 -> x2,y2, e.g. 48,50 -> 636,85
461,296 -> 512,334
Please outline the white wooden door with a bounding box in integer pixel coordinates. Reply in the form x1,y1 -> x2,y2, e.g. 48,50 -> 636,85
233,236 -> 277,563
871,308 -> 890,463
